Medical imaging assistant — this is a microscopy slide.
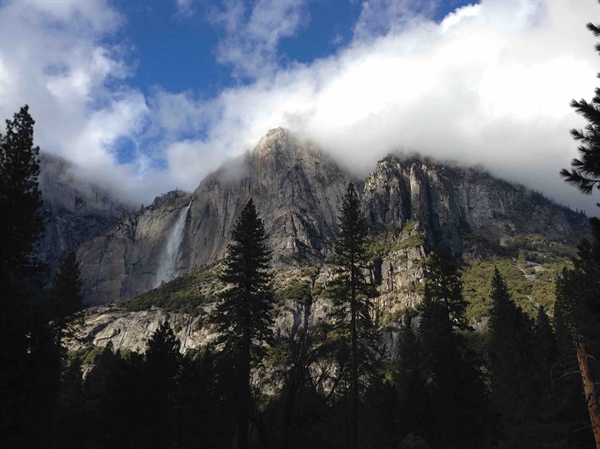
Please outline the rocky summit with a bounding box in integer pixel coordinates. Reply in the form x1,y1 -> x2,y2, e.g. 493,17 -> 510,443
44,127 -> 586,307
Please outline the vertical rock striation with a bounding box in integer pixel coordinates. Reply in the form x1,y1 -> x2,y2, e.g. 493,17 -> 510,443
74,129 -> 589,306
37,153 -> 132,274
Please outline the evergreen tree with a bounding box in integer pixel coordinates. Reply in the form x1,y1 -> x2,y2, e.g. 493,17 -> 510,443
554,238 -> 600,448
423,246 -> 468,330
47,251 -> 83,341
419,248 -> 490,449
211,199 -> 274,449
561,20 -> 600,200
83,344 -> 147,449
51,358 -> 85,449
144,320 -> 182,449
393,314 -> 430,443
557,16 -> 600,441
0,105 -> 45,283
330,182 -> 377,449
488,268 -> 541,447
0,105 -> 46,448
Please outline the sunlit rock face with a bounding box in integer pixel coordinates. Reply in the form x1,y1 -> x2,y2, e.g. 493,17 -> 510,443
73,128 -> 588,306
184,127 -> 352,269
362,155 -> 587,254
76,128 -> 351,305
37,153 -> 132,274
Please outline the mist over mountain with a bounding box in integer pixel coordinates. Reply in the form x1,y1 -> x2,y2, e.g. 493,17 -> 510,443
61,128 -> 589,306
37,152 -> 132,274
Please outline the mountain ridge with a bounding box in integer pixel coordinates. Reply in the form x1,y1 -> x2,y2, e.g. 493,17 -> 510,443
70,128 -> 588,306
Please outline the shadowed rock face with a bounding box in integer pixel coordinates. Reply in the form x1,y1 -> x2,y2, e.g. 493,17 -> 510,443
37,153 -> 132,275
74,128 -> 589,306
77,128 -> 352,305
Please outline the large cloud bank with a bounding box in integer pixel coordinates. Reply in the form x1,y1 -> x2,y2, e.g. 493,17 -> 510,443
0,0 -> 598,214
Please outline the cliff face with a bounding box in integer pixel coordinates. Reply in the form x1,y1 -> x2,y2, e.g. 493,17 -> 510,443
363,156 -> 586,253
77,128 -> 351,305
74,128 -> 588,306
76,190 -> 192,306
37,153 -> 131,274
183,128 -> 351,268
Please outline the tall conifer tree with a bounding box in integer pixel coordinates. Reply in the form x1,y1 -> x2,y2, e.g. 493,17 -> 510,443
0,105 -> 46,448
331,182 -> 377,449
559,17 -> 600,441
488,268 -> 541,447
419,248 -> 489,449
212,199 -> 274,449
47,251 -> 82,341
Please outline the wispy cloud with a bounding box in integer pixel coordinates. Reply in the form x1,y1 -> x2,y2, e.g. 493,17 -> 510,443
208,0 -> 309,80
1,0 -> 598,214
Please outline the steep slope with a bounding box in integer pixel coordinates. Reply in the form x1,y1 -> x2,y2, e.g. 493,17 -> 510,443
77,128 -> 351,305
363,155 -> 588,253
37,153 -> 132,273
75,128 -> 589,307
362,155 -> 589,319
183,127 -> 351,267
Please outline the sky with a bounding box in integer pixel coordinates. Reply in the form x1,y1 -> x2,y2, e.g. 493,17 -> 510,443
0,0 -> 598,215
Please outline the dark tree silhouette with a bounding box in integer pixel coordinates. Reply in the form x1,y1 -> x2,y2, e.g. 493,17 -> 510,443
47,251 -> 83,341
0,105 -> 46,448
558,12 -> 600,447
561,21 -> 600,199
211,199 -> 274,449
488,268 -> 539,446
419,248 -> 490,449
144,320 -> 182,449
423,246 -> 468,330
330,182 -> 377,449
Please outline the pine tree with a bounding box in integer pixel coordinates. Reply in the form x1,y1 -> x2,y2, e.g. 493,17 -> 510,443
47,251 -> 83,341
144,321 -> 182,449
394,314 -> 430,443
0,105 -> 45,281
0,105 -> 46,448
330,182 -> 377,449
558,17 -> 600,444
554,239 -> 600,448
211,199 -> 274,449
419,248 -> 490,449
423,246 -> 468,330
488,268 -> 540,447
561,21 -> 600,199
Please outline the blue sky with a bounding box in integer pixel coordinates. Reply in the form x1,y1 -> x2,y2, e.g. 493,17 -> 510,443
0,0 -> 598,214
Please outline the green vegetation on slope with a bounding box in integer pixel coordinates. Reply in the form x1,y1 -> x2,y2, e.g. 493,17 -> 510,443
121,263 -> 221,314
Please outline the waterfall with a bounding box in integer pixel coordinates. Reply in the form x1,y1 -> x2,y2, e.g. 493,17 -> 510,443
155,201 -> 192,287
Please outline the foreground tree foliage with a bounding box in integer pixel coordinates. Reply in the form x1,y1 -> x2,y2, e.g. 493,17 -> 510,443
561,21 -> 600,201
0,105 -> 47,448
330,182 -> 378,449
558,11 -> 600,447
211,199 -> 274,449
418,249 -> 490,449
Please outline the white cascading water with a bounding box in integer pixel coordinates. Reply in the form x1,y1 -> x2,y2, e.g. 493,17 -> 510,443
155,201 -> 192,287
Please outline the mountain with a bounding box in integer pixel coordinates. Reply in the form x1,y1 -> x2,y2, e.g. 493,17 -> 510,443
37,152 -> 132,274
76,128 -> 351,305
73,128 -> 589,306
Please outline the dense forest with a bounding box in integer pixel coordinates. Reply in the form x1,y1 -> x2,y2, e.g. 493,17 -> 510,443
2,18 -> 600,449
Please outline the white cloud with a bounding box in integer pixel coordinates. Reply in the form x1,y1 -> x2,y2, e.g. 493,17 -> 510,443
353,0 -> 437,41
209,0 -> 309,79
0,0 -> 163,203
1,0 -> 598,215
181,0 -> 599,214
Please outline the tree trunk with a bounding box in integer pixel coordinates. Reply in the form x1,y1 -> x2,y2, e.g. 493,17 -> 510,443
351,262 -> 358,449
575,336 -> 600,449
